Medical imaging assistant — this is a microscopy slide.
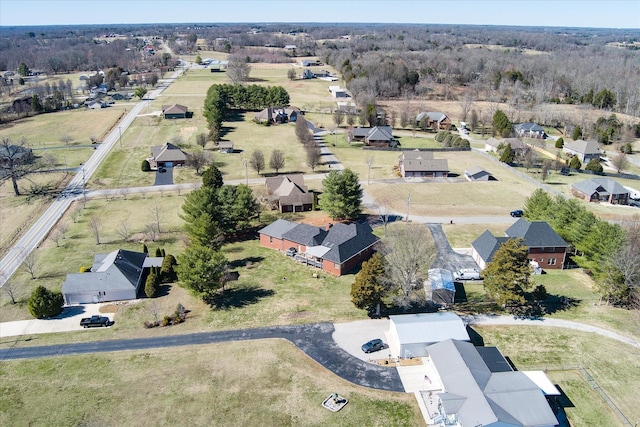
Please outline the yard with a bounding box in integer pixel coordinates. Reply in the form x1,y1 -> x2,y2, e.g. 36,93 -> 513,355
0,340 -> 422,426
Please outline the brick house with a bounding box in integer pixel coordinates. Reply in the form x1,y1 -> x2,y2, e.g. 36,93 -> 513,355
398,150 -> 449,178
258,219 -> 379,276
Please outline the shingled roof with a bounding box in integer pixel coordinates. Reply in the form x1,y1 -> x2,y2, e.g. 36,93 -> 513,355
150,142 -> 188,163
471,230 -> 509,264
571,177 -> 628,198
400,150 -> 449,173
505,218 -> 568,248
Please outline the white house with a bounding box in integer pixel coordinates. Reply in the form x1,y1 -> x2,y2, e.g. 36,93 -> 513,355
388,312 -> 469,358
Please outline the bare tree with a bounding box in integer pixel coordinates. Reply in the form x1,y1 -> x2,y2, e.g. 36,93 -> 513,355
269,149 -> 285,173
306,147 -> 322,172
2,275 -> 18,304
70,205 -> 82,223
333,110 -> 345,128
459,95 -> 473,122
227,55 -> 251,84
22,251 -> 39,279
57,221 -> 69,239
186,150 -> 211,175
50,229 -> 62,247
610,152 -> 630,174
0,136 -> 37,196
249,150 -> 265,175
88,216 -> 102,245
116,220 -> 131,242
381,223 -> 436,307
196,132 -> 208,149
152,200 -> 162,234
147,301 -> 161,324
60,134 -> 72,148
145,223 -> 158,242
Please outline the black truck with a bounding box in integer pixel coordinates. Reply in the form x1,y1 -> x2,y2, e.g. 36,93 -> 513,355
80,315 -> 113,328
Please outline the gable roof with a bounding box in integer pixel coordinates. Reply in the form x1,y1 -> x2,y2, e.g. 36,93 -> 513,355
150,143 -> 188,162
505,218 -> 568,248
321,222 -> 379,263
427,339 -> 558,427
258,219 -> 298,239
62,249 -> 147,295
471,230 -> 509,264
464,166 -> 493,180
514,122 -> 544,132
265,174 -> 313,206
416,111 -> 449,123
351,126 -> 393,141
390,312 -> 470,345
400,150 -> 449,172
161,104 -> 188,114
282,223 -> 328,247
571,177 -> 628,197
563,139 -> 601,155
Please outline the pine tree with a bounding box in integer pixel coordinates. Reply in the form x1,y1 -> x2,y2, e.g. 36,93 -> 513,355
145,272 -> 159,298
320,169 -> 363,220
350,253 -> 387,316
482,238 -> 532,308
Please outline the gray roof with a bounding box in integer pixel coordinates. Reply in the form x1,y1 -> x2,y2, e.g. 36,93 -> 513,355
428,339 -> 558,427
150,143 -> 188,162
506,218 -> 568,248
416,111 -> 448,123
351,126 -> 393,141
571,177 -> 628,197
258,219 -> 298,239
563,139 -> 600,155
162,104 -> 188,114
282,223 -> 327,247
400,151 -> 449,173
390,313 -> 470,345
514,122 -> 544,132
62,249 -> 147,295
464,166 -> 493,180
471,230 -> 509,264
321,222 -> 379,264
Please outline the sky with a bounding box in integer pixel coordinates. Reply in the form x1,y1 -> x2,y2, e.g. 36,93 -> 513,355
1,0 -> 639,29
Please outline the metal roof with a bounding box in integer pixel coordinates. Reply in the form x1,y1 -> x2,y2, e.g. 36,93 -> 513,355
390,312 -> 470,345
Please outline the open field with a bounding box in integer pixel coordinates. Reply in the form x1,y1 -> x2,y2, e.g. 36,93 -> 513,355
440,222 -> 512,248
476,325 -> 639,425
0,340 -> 422,427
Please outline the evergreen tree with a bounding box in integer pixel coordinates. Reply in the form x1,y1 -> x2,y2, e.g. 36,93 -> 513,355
161,254 -> 178,283
492,110 -> 512,135
572,126 -> 583,141
176,245 -> 228,299
585,158 -> 603,173
569,156 -> 582,170
27,286 -> 63,318
143,244 -> 149,254
202,164 -> 224,189
145,272 -> 159,298
155,247 -> 162,257
523,189 -> 554,220
350,253 -> 387,316
320,169 -> 363,220
180,186 -> 222,249
499,143 -> 515,164
555,137 -> 564,148
483,239 -> 532,308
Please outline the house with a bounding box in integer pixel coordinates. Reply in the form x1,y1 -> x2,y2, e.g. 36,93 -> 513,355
423,339 -> 559,427
258,219 -> 379,276
149,142 -> 188,168
471,219 -> 568,270
571,177 -> 629,204
387,313 -> 469,359
563,139 -> 601,163
284,44 -> 297,50
514,122 -> 546,139
86,100 -> 105,110
484,137 -> 528,155
398,150 -> 449,178
265,174 -> 314,213
336,101 -> 357,113
110,92 -> 132,101
61,249 -> 162,304
218,141 -> 234,153
415,111 -> 451,131
350,126 -> 397,147
300,59 -> 321,67
426,268 -> 456,306
254,106 -> 300,124
162,104 -> 189,119
328,85 -> 348,98
464,166 -> 495,181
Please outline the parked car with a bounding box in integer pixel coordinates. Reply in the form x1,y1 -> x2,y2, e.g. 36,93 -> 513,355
80,315 -> 113,328
453,268 -> 481,281
510,209 -> 524,217
285,247 -> 297,257
560,168 -> 571,176
158,167 -> 166,173
361,338 -> 384,354
630,201 -> 640,208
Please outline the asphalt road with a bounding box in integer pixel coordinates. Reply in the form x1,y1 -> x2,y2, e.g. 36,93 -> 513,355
0,322 -> 405,392
426,224 -> 479,272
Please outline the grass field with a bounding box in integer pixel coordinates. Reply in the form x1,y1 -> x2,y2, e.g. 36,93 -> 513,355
476,325 -> 639,425
0,340 -> 422,427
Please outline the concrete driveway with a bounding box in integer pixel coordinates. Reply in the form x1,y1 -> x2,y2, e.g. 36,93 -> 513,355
0,304 -> 112,338
332,319 -> 392,361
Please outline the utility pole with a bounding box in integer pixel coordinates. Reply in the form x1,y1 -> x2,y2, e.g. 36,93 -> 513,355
367,156 -> 373,185
243,158 -> 248,185
406,191 -> 411,222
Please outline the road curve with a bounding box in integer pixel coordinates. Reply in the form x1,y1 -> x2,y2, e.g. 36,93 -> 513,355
0,322 -> 405,392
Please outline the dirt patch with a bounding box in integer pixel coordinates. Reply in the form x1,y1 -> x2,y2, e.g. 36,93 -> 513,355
180,126 -> 197,139
372,357 -> 422,367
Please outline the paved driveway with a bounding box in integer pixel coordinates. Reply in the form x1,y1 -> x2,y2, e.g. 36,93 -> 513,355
0,304 -> 112,338
333,319 -> 391,361
426,223 -> 479,272
153,166 -> 174,185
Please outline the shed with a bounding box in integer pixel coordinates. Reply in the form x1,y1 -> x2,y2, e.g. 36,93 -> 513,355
388,312 -> 470,358
427,268 -> 456,306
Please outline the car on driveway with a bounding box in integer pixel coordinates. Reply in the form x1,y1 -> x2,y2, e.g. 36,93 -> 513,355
80,315 -> 113,328
361,338 -> 384,353
510,209 -> 524,217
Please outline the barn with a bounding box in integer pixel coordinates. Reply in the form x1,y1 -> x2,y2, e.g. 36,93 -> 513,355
388,312 -> 469,358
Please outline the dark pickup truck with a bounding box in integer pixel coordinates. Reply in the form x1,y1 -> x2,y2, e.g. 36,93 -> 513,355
80,315 -> 113,328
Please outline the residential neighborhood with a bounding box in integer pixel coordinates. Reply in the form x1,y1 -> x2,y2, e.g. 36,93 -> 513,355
0,12 -> 639,427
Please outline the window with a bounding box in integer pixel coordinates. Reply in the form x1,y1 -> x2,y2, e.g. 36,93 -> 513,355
334,263 -> 339,269
548,258 -> 556,265
269,237 -> 273,243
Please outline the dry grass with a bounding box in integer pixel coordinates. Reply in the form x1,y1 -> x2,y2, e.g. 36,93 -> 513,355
0,340 -> 422,427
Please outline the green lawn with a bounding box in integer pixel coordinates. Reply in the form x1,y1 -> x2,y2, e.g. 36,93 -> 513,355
0,340 -> 422,427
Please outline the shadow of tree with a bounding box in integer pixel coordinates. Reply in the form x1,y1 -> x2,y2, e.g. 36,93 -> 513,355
228,256 -> 265,268
206,284 -> 275,310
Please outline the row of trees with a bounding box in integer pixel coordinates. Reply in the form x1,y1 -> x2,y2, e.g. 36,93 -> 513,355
203,83 -> 290,141
524,190 -> 638,305
176,165 -> 260,300
294,113 -> 322,172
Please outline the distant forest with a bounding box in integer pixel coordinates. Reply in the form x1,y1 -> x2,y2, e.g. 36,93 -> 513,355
1,22 -> 639,128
